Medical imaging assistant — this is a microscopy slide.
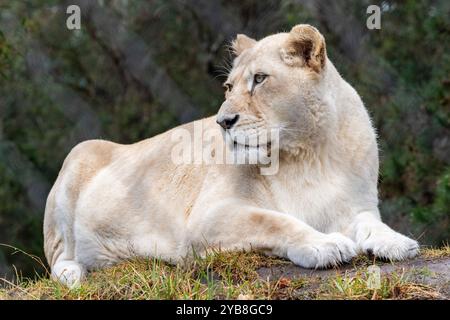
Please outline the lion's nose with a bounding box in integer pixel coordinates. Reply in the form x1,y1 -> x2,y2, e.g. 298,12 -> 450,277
216,114 -> 240,130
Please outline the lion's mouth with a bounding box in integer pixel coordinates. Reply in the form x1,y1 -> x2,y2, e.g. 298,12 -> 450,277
232,140 -> 271,151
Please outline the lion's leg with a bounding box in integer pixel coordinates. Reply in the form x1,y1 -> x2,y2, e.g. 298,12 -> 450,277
187,202 -> 357,268
44,175 -> 86,288
346,211 -> 419,260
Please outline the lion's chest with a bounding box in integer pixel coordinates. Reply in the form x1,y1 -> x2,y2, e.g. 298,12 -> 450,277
267,168 -> 354,233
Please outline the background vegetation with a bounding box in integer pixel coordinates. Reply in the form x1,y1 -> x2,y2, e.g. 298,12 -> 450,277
0,0 -> 449,280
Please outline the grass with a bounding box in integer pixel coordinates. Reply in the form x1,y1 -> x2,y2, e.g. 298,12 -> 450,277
0,246 -> 448,300
421,243 -> 450,259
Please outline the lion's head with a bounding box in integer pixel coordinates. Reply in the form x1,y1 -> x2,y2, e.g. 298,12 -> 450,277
217,24 -> 337,159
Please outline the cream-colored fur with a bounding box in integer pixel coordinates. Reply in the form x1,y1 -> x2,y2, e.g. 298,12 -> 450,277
44,25 -> 419,287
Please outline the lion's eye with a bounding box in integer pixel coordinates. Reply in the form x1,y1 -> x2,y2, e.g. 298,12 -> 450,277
224,83 -> 233,92
254,74 -> 267,84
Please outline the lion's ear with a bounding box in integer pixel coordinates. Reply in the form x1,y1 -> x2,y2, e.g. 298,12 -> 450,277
232,34 -> 257,56
281,24 -> 327,73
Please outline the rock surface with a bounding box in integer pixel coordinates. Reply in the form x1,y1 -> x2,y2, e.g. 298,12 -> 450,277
257,256 -> 450,299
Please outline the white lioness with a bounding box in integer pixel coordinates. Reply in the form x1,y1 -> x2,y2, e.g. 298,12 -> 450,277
44,25 -> 419,287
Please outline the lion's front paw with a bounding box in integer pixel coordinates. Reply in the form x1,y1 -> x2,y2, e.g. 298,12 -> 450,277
287,233 -> 357,269
358,230 -> 419,261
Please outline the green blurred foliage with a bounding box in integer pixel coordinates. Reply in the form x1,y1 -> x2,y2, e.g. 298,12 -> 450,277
0,0 -> 448,278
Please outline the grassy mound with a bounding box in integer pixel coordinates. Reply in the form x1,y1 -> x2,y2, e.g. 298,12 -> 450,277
1,246 -> 448,300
